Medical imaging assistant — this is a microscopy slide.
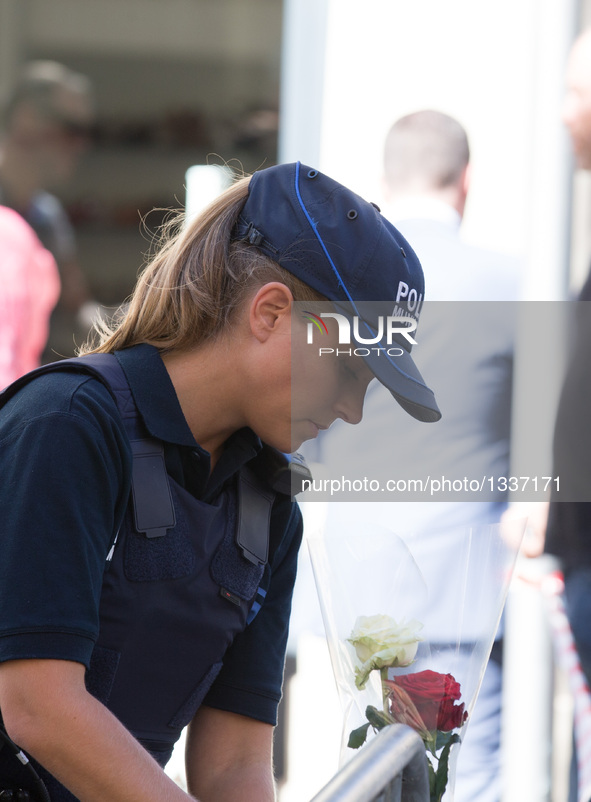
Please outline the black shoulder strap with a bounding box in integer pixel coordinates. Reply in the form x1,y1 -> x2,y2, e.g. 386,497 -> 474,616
1,355 -> 176,540
236,448 -> 312,565
237,466 -> 274,565
76,356 -> 176,538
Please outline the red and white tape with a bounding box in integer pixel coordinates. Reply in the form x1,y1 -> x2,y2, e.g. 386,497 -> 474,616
541,571 -> 591,802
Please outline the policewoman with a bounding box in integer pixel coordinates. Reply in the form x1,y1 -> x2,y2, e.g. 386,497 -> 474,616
0,162 -> 439,802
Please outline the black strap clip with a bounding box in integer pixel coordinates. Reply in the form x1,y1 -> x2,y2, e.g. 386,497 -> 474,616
130,439 -> 176,538
246,222 -> 265,246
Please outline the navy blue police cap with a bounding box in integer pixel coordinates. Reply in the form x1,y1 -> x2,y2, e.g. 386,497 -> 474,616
233,161 -> 441,423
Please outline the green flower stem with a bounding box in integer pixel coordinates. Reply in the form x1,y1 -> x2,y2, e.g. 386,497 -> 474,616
380,667 -> 390,714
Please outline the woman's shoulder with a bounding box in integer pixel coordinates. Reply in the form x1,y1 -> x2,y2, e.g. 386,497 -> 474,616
0,364 -> 127,452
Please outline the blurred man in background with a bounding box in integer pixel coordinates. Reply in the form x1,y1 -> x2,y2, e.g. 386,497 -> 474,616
0,60 -> 97,359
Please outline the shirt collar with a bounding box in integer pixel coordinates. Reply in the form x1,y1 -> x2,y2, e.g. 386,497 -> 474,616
114,343 -> 199,447
383,196 -> 461,230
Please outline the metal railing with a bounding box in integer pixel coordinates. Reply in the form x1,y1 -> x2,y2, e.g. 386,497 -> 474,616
309,724 -> 430,802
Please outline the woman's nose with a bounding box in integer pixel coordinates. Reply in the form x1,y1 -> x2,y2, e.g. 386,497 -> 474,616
334,383 -> 367,426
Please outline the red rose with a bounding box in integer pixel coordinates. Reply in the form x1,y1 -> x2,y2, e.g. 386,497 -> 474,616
386,670 -> 468,732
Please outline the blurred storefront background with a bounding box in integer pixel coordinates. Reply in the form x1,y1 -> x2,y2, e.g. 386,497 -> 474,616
1,0 -> 283,315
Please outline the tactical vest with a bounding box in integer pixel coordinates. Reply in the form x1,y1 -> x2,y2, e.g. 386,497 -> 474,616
0,353 -> 305,771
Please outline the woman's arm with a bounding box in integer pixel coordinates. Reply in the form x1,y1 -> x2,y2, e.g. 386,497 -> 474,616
0,658 -> 195,802
185,706 -> 275,802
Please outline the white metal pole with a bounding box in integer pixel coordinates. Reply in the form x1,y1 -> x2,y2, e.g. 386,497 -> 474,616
278,0 -> 329,167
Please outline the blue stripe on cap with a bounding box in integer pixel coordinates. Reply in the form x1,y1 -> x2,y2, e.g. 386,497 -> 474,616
293,161 -> 428,387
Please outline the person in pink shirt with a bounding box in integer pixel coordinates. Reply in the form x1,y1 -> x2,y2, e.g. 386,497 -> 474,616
0,205 -> 60,388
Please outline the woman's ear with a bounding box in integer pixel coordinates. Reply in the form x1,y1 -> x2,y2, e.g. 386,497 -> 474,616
249,282 -> 294,342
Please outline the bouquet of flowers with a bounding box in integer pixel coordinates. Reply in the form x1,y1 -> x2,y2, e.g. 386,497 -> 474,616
307,519 -> 525,801
346,614 -> 468,802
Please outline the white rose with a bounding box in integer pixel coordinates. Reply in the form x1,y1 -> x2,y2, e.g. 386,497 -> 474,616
348,614 -> 422,689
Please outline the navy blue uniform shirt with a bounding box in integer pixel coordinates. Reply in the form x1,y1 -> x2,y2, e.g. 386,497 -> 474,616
0,344 -> 303,726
